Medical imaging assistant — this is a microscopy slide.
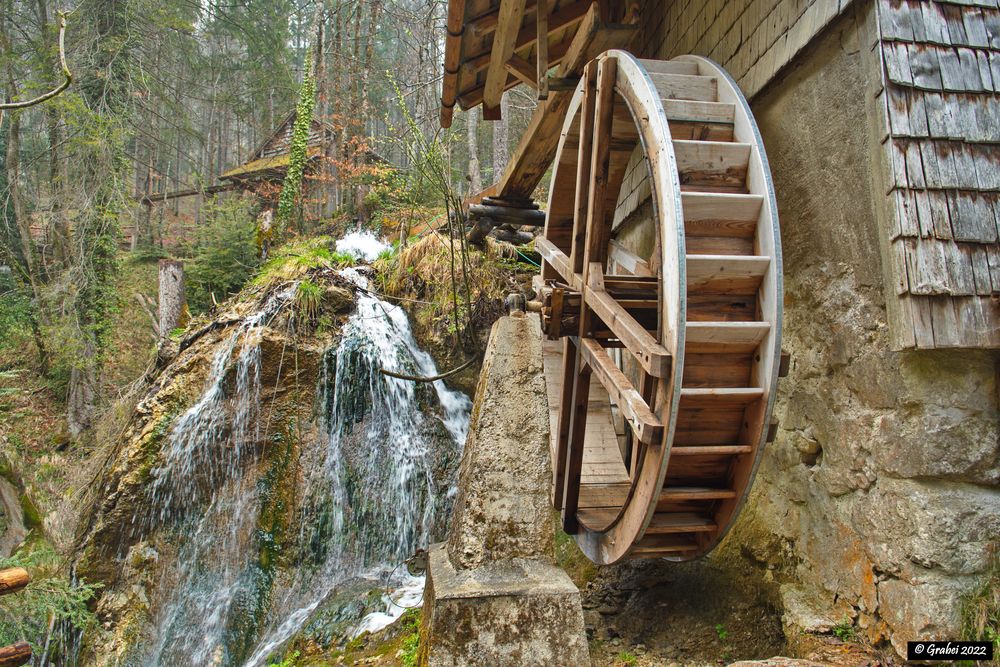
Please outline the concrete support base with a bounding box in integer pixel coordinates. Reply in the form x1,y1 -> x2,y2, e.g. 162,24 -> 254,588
421,544 -> 590,666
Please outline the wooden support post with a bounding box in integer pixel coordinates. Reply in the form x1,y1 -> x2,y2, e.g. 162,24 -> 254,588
552,336 -> 576,510
0,568 -> 29,597
0,642 -> 30,667
561,356 -> 591,533
584,54 -> 617,261
537,0 -> 550,99
570,61 -> 597,275
484,0 -> 528,113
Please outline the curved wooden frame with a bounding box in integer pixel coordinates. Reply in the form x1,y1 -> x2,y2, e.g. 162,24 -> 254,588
537,51 -> 783,564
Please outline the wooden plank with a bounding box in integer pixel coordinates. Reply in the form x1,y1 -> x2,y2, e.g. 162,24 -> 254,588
535,237 -> 575,286
578,483 -> 735,509
687,294 -> 758,322
552,337 -> 577,510
484,0 -> 529,111
0,642 -> 30,667
671,445 -> 752,456
648,72 -> 718,102
662,98 -> 735,124
584,56 -> 618,264
686,254 -> 770,294
579,338 -> 662,445
637,58 -> 699,76
645,512 -> 716,534
661,486 -> 737,501
608,239 -> 653,277
679,387 -> 764,408
681,192 -> 763,237
685,321 -> 770,355
674,140 -> 751,190
630,534 -> 699,556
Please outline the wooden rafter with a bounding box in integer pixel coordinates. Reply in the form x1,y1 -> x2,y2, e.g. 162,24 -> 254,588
483,0 -> 528,114
495,6 -> 636,199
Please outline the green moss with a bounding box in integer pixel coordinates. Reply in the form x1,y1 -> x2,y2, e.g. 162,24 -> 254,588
252,237 -> 355,290
136,411 -> 178,484
553,512 -> 597,587
19,493 -> 42,530
223,419 -> 299,663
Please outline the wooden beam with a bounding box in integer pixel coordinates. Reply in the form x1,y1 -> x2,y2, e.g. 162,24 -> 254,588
584,55 -> 617,263
496,7 -> 637,198
571,61 -> 597,275
505,54 -> 538,88
484,0 -> 528,112
537,0 -> 550,99
439,0 -> 468,128
462,0 -> 592,77
579,338 -> 662,445
584,285 -> 672,377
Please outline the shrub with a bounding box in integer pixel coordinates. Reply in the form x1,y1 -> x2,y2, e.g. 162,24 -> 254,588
0,542 -> 101,653
185,197 -> 261,313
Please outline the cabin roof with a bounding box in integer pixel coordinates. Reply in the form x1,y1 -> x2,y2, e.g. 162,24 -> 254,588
221,108 -> 390,181
441,0 -> 631,127
220,147 -> 324,180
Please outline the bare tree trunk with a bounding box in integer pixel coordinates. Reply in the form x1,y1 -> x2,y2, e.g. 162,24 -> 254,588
157,259 -> 185,339
492,91 -> 510,182
466,107 -> 482,195
66,353 -> 95,438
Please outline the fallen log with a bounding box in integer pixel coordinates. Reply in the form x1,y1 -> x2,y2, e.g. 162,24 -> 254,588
468,203 -> 546,227
491,227 -> 534,246
0,641 -> 31,667
0,568 -> 29,597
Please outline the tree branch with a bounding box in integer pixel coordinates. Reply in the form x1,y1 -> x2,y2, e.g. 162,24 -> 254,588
0,12 -> 71,125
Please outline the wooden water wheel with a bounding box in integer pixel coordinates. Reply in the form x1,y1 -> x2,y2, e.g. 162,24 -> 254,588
535,51 -> 784,565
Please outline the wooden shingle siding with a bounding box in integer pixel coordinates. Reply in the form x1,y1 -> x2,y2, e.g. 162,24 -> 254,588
870,0 -> 1000,348
635,0 -> 854,99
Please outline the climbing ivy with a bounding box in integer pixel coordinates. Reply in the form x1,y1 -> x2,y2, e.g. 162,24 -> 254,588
273,50 -> 318,236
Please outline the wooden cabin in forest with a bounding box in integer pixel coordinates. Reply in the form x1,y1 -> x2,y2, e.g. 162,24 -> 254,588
221,110 -> 388,221
437,0 -> 1000,661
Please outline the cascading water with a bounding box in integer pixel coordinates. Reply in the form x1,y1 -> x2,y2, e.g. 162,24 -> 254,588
135,233 -> 471,667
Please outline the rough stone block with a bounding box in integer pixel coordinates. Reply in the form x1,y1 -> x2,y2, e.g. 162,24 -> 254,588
421,545 -> 590,667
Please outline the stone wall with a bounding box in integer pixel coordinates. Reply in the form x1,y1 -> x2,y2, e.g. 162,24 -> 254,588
743,8 -> 999,657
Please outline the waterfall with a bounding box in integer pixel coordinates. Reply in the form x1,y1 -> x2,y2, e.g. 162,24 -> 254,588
138,236 -> 471,667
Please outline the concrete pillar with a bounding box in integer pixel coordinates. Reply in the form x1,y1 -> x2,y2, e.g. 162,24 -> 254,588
421,313 -> 590,666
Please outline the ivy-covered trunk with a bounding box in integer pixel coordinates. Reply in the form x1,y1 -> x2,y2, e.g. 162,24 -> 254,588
66,0 -> 137,438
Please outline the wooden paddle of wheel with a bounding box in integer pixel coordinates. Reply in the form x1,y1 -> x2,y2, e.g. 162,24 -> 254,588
534,51 -> 783,565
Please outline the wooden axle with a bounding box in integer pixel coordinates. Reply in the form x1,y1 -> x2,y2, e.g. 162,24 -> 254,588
0,568 -> 29,597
